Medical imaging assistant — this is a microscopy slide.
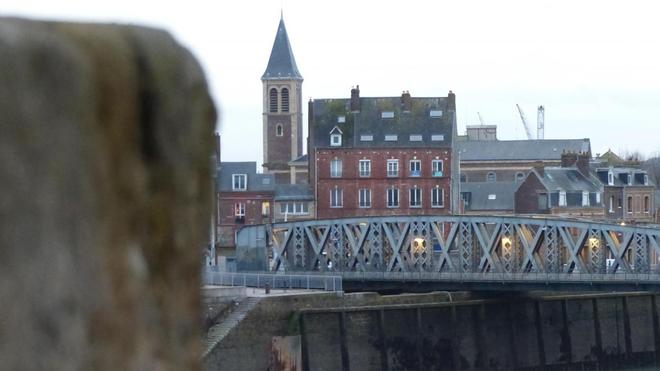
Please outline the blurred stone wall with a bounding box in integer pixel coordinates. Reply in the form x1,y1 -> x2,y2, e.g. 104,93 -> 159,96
0,18 -> 216,370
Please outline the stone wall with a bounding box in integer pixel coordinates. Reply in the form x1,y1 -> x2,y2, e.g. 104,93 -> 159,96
0,18 -> 215,370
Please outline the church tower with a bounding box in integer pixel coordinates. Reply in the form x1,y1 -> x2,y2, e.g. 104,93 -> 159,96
262,15 -> 303,184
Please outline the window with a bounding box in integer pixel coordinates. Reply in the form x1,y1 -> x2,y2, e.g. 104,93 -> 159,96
337,115 -> 346,123
515,172 -> 525,182
432,159 -> 444,177
281,88 -> 289,112
538,193 -> 548,210
486,172 -> 496,182
360,135 -> 373,142
232,174 -> 247,190
430,110 -> 443,117
409,187 -> 422,207
644,174 -> 649,185
488,194 -> 496,200
387,188 -> 399,207
234,202 -> 245,217
381,111 -> 394,119
330,159 -> 342,177
385,134 -> 398,141
628,173 -> 633,186
582,191 -> 590,206
627,196 -> 633,213
431,134 -> 444,141
409,159 -> 421,177
460,173 -> 467,183
276,124 -> 283,136
359,159 -> 371,177
644,196 -> 650,213
387,159 -> 399,177
359,189 -> 371,208
596,193 -> 601,204
409,135 -> 423,142
608,171 -> 614,185
330,134 -> 342,146
269,88 -> 278,113
280,202 -> 309,215
330,188 -> 343,208
609,196 -> 614,213
558,191 -> 566,207
262,202 -> 270,217
432,187 -> 444,208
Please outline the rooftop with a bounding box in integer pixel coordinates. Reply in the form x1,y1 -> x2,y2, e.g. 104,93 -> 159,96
457,139 -> 591,161
261,17 -> 302,80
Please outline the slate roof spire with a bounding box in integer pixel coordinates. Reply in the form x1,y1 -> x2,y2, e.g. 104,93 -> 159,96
262,15 -> 303,80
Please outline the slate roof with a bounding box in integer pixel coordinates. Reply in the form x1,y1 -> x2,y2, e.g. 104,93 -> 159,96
261,17 -> 302,80
456,139 -> 591,161
216,162 -> 274,192
289,154 -> 308,165
461,182 -> 516,211
310,96 -> 453,148
594,167 -> 653,187
535,167 -> 601,192
274,184 -> 314,201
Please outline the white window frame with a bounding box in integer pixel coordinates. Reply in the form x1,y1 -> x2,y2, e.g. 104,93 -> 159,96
596,192 -> 601,204
385,134 -> 398,142
359,188 -> 371,208
337,115 -> 346,123
609,196 -> 614,213
432,187 -> 444,208
432,159 -> 444,177
409,160 -> 421,177
409,187 -> 422,208
330,134 -> 342,146
409,135 -> 423,142
558,191 -> 567,207
232,174 -> 247,191
387,188 -> 399,208
280,202 -> 309,215
330,159 -> 342,178
431,134 -> 444,141
234,202 -> 246,217
582,191 -> 590,207
330,188 -> 343,208
608,171 -> 614,186
359,159 -> 371,177
387,159 -> 399,177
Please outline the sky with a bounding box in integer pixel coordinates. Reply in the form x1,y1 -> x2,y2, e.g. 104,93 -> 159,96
3,0 -> 660,163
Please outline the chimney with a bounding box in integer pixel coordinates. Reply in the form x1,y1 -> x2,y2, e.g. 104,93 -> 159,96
576,151 -> 591,178
560,151 -> 578,168
401,90 -> 412,112
447,90 -> 456,112
533,161 -> 545,177
350,85 -> 360,112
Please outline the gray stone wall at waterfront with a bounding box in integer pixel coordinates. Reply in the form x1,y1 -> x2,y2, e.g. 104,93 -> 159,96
0,18 -> 215,371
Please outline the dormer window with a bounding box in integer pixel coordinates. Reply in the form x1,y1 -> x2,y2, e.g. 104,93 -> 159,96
430,110 -> 443,117
232,174 -> 247,191
381,111 -> 394,119
558,190 -> 567,206
628,172 -> 633,186
337,115 -> 346,123
329,126 -> 343,147
608,170 -> 614,186
644,174 -> 649,185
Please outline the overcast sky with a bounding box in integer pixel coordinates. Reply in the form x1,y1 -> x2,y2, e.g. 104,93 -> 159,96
4,0 -> 660,162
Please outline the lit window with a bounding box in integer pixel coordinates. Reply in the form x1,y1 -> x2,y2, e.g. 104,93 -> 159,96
387,159 -> 399,177
409,187 -> 422,207
409,160 -> 421,177
281,88 -> 289,112
387,188 -> 399,208
359,189 -> 371,208
359,159 -> 371,177
232,174 -> 247,190
330,159 -> 342,177
559,191 -> 566,207
234,203 -> 245,217
276,124 -> 283,136
486,172 -> 496,182
582,191 -> 590,206
385,134 -> 398,141
381,111 -> 394,119
430,110 -> 443,117
431,134 -> 444,141
432,187 -> 444,208
432,160 -> 443,177
330,188 -> 343,208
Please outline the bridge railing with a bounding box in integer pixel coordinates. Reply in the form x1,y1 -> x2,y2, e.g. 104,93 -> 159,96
202,270 -> 343,292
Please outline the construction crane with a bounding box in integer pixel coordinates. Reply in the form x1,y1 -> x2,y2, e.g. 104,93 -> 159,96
516,104 -> 533,140
477,112 -> 485,125
537,105 -> 545,139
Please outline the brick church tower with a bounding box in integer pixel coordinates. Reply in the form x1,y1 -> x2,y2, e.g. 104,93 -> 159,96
261,15 -> 303,184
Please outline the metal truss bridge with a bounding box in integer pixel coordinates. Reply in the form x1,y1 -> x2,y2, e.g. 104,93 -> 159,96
235,215 -> 660,291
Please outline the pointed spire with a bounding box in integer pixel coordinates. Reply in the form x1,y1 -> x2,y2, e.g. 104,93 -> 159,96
262,17 -> 303,80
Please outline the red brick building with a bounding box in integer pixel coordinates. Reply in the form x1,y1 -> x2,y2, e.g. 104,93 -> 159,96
309,88 -> 457,219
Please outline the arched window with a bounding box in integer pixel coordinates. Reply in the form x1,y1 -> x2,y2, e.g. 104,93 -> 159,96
515,172 -> 525,182
281,88 -> 289,112
486,172 -> 496,182
276,124 -> 283,136
269,88 -> 278,113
